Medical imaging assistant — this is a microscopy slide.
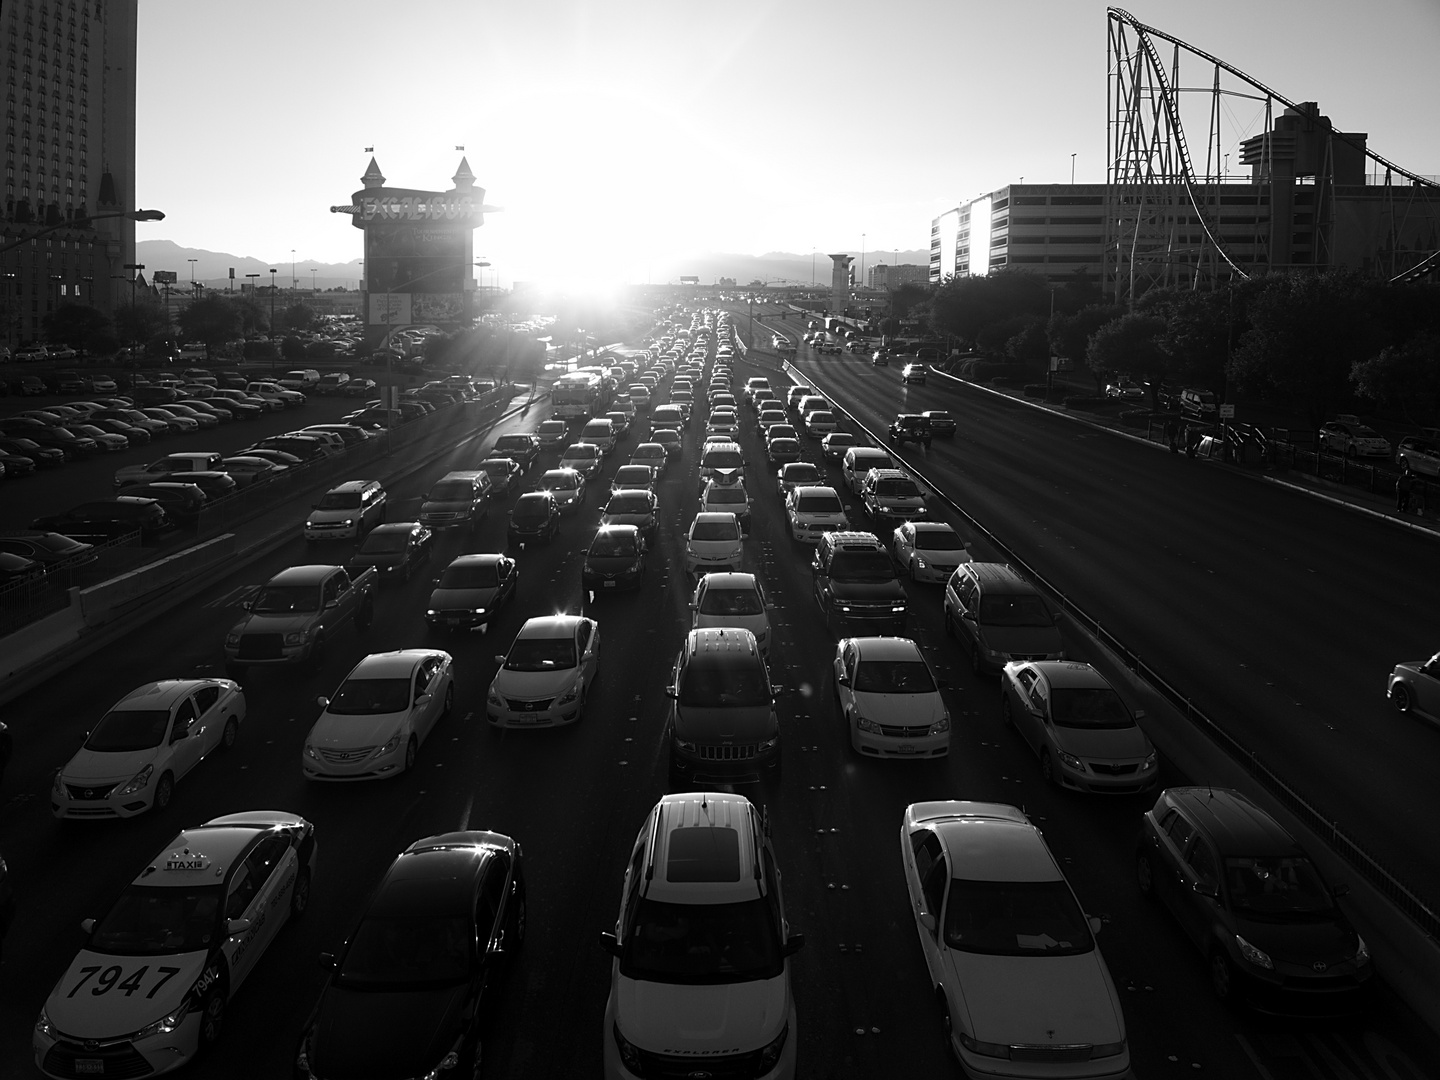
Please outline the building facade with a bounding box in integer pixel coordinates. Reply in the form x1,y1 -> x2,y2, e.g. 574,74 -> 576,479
868,263 -> 928,290
1,0 -> 139,349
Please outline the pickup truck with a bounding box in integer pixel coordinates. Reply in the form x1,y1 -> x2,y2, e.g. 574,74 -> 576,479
223,565 -> 375,678
114,452 -> 225,490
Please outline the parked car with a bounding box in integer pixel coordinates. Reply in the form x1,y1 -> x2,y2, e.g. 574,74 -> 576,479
1319,415 -> 1391,459
32,498 -> 172,542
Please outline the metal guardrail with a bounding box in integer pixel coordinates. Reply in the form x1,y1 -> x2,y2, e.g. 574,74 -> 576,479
0,387 -> 515,635
788,359 -> 1440,942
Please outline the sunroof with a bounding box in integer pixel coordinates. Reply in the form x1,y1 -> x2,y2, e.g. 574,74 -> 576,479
666,827 -> 741,882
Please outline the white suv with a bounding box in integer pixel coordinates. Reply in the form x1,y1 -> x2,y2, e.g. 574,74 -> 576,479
602,792 -> 803,1079
304,479 -> 387,540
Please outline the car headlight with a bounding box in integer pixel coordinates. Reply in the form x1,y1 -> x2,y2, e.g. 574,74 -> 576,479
613,1023 -> 643,1072
304,744 -> 319,761
853,712 -> 879,733
53,771 -> 66,796
487,686 -> 503,707
1142,751 -> 1157,770
758,735 -> 778,751
426,609 -> 438,617
133,1003 -> 188,1040
929,715 -> 951,735
34,1009 -> 56,1039
913,556 -> 927,569
417,1051 -> 460,1079
582,561 -> 595,575
472,607 -> 486,615
674,737 -> 697,753
757,1022 -> 789,1070
117,764 -> 154,796
340,518 -> 353,527
284,629 -> 311,645
1091,1039 -> 1127,1059
1236,933 -> 1274,969
556,684 -> 579,706
1355,935 -> 1371,965
729,546 -> 742,559
224,630 -> 241,646
1056,749 -> 1083,771
957,1031 -> 1010,1058
378,733 -> 402,756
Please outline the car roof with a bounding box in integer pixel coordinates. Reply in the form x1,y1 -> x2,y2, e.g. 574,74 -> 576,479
137,816 -> 305,889
114,679 -> 223,711
698,572 -> 758,590
325,479 -> 378,494
373,840 -> 495,916
516,615 -> 584,639
645,792 -> 762,904
344,649 -> 438,679
1164,787 -> 1301,857
929,811 -> 1060,883
908,521 -> 956,534
368,522 -> 420,535
1025,661 -> 1110,689
849,636 -> 925,661
693,511 -> 739,525
445,553 -> 506,569
791,485 -> 840,497
960,562 -> 1034,592
270,564 -> 347,585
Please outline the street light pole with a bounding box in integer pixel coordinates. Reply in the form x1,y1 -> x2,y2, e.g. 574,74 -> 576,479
269,269 -> 278,371
291,250 -> 296,289
187,258 -> 197,284
310,268 -> 317,292
1071,153 -> 1077,184
122,263 -> 144,354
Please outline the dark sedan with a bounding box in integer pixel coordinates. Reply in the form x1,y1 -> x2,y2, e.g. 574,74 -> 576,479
32,497 -> 171,542
582,524 -> 647,594
295,832 -> 524,1080
0,437 -> 66,468
0,450 -> 40,477
92,408 -> 172,438
121,482 -> 208,526
0,532 -> 97,569
19,426 -> 99,459
348,522 -> 434,582
425,554 -> 519,630
507,492 -> 560,546
83,416 -> 152,446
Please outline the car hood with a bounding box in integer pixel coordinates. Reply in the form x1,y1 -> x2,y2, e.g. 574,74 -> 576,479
829,579 -> 906,603
492,667 -> 580,698
307,710 -> 408,750
350,551 -> 404,570
852,692 -> 944,725
48,948 -> 211,1038
421,498 -> 474,513
673,705 -> 777,740
1233,912 -> 1358,966
428,586 -> 500,610
602,513 -> 655,529
615,973 -> 788,1055
978,625 -> 1064,656
238,612 -> 317,633
312,982 -> 468,1077
1052,724 -> 1150,761
943,948 -> 1125,1048
62,746 -> 158,784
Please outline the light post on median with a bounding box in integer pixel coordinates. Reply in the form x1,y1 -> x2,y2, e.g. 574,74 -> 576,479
269,269 -> 278,372
310,268 -> 318,292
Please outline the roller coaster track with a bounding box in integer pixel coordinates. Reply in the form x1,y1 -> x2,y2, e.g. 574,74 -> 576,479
1108,8 -> 1438,286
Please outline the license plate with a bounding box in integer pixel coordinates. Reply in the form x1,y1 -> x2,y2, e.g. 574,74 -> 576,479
603,580 -> 616,588
75,1062 -> 104,1076
447,618 -> 463,625
898,744 -> 916,754
512,714 -> 538,723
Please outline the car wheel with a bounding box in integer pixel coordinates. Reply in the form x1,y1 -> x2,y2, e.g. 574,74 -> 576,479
1001,697 -> 1014,729
442,683 -> 454,717
404,735 -> 418,772
1210,949 -> 1237,1003
198,986 -> 226,1051
1391,683 -> 1414,714
1136,852 -> 1157,898
290,868 -> 311,921
220,716 -> 239,753
152,772 -> 175,813
936,992 -> 956,1060
1040,750 -> 1059,787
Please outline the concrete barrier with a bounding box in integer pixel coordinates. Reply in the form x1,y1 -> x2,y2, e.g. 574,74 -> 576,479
0,594 -> 84,685
79,534 -> 237,625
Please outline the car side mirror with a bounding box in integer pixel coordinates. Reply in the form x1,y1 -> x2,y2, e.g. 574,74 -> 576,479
324,599 -> 338,610
1088,915 -> 1103,935
599,931 -> 622,957
835,673 -> 849,687
1330,882 -> 1350,899
494,655 -> 506,665
227,917 -> 252,936
783,933 -> 806,956
665,684 -> 677,698
318,951 -> 338,971
414,692 -> 431,706
80,918 -> 96,935
1192,881 -> 1218,899
1133,709 -> 1146,720
918,912 -> 937,934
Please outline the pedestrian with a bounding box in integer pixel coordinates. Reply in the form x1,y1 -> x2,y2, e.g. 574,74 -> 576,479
1396,467 -> 1414,514
1164,415 -> 1179,454
1185,424 -> 1201,458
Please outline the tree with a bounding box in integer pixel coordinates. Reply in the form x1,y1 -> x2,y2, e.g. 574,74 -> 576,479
280,302 -> 317,334
1048,303 -> 1125,390
929,269 -> 1049,350
176,295 -> 244,355
889,283 -> 931,321
112,302 -> 170,349
1351,332 -> 1440,427
1086,314 -> 1170,405
42,303 -> 110,350
1137,286 -> 1236,393
1004,316 -> 1050,364
281,336 -> 307,362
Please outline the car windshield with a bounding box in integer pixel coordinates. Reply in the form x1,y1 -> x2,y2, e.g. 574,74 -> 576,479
438,563 -> 499,589
590,532 -> 638,557
563,445 -> 598,459
829,550 -> 895,581
505,636 -> 576,671
317,491 -> 361,510
496,437 -> 530,452
703,451 -> 743,470
621,897 -> 783,985
606,493 -> 651,513
360,531 -> 410,554
615,469 -> 651,484
539,422 -> 566,435
978,594 -> 1051,627
1049,688 -> 1133,728
853,659 -> 935,694
915,530 -> 963,551
90,884 -> 224,956
328,677 -> 412,715
699,587 -> 763,616
943,878 -> 1094,956
633,446 -> 664,461
429,481 -> 474,501
784,466 -> 822,485
678,654 -> 769,706
251,585 -> 320,613
86,709 -> 170,752
512,497 -> 552,520
691,520 -> 739,542
876,479 -> 921,498
1225,856 -> 1336,918
826,435 -> 855,447
337,914 -> 473,988
543,472 -> 578,491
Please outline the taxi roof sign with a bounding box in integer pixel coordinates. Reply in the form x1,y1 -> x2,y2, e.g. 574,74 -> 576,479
162,847 -> 212,873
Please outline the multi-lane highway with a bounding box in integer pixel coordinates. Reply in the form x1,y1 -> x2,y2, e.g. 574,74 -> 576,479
0,315 -> 1436,1079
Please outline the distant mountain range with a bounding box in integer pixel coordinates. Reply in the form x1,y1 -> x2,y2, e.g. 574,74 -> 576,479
135,240 -> 931,291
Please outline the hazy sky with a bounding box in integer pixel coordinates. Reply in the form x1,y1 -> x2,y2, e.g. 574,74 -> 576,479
136,0 -> 1440,288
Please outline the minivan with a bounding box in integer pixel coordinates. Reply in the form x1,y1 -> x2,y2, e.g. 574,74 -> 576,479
943,562 -> 1065,675
419,470 -> 491,531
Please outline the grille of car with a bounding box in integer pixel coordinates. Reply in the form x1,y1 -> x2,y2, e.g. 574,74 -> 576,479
631,1045 -> 770,1079
422,511 -> 464,522
878,724 -> 931,739
317,746 -> 376,764
1008,1045 -> 1097,1064
66,783 -> 118,801
699,743 -> 758,761
1090,762 -> 1139,776
44,1042 -> 154,1079
237,633 -> 285,659
506,698 -> 554,712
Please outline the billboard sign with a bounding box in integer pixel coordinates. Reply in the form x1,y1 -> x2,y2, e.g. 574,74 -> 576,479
153,270 -> 178,284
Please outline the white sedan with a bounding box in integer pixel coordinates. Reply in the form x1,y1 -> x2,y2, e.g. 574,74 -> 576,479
834,637 -> 949,758
690,572 -> 774,654
900,801 -> 1130,1078
486,615 -> 600,728
52,680 -> 245,819
302,650 -> 454,780
893,521 -> 971,584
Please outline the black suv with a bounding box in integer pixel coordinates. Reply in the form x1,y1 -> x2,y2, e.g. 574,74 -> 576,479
811,531 -> 908,636
888,413 -> 932,448
1137,787 -> 1373,1015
